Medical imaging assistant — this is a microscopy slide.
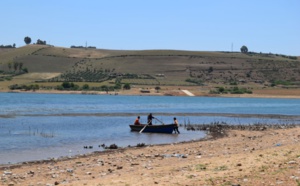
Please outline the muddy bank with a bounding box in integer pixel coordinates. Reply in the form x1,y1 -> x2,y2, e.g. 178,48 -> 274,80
1,125 -> 300,185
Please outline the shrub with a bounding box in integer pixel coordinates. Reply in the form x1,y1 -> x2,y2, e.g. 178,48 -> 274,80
210,86 -> 252,94
218,87 -> 225,93
123,83 -> 131,90
186,78 -> 203,85
82,84 -> 89,90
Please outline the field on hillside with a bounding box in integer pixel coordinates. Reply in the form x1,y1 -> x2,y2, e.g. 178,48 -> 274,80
0,45 -> 299,92
0,45 -> 49,70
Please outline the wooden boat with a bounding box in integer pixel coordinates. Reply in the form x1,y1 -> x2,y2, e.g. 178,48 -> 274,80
129,124 -> 176,134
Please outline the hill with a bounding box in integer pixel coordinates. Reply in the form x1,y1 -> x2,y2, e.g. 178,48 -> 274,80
0,45 -> 299,95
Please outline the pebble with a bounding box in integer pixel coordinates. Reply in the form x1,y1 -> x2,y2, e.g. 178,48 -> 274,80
288,161 -> 297,164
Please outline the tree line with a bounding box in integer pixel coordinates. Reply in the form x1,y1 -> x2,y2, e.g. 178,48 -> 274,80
0,44 -> 16,48
70,45 -> 96,49
24,36 -> 46,45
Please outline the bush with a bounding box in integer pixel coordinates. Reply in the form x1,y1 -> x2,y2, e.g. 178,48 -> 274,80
22,68 -> 29,73
82,84 -> 89,90
123,83 -> 131,90
9,84 -> 39,91
185,78 -> 203,85
218,87 -> 225,93
210,86 -> 252,94
59,82 -> 79,90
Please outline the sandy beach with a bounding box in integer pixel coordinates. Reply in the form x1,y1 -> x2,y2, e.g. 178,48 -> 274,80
1,126 -> 300,186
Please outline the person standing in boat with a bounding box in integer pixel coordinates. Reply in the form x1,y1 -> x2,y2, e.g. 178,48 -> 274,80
147,113 -> 155,125
173,117 -> 180,134
134,116 -> 141,125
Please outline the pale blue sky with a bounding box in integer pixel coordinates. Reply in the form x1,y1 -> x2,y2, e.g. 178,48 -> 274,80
1,0 -> 299,56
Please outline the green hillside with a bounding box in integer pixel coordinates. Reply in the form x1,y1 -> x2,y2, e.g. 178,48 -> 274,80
0,45 -> 299,91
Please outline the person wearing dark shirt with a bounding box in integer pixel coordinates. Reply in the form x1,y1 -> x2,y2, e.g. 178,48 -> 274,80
147,113 -> 155,125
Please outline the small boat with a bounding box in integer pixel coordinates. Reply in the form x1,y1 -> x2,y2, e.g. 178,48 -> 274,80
129,124 -> 176,134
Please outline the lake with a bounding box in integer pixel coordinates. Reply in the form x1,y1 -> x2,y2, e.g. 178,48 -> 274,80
0,92 -> 300,164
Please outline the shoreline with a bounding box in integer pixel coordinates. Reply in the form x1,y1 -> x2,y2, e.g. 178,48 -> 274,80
1,88 -> 300,99
2,89 -> 300,185
1,112 -> 300,119
1,126 -> 300,185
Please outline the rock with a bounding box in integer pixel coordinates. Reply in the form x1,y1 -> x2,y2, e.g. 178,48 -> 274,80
4,171 -> 12,175
237,163 -> 242,166
8,182 -> 14,186
182,155 -> 188,158
288,161 -> 297,164
54,181 -> 60,185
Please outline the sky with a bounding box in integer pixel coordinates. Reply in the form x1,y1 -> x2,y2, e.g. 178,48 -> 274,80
1,0 -> 299,56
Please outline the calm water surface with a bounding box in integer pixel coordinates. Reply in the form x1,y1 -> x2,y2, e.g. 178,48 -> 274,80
0,93 -> 300,164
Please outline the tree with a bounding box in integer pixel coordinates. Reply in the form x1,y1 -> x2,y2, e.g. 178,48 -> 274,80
123,83 -> 131,90
8,62 -> 12,71
82,84 -> 89,90
36,39 -> 46,45
24,36 -> 31,45
218,87 -> 225,93
240,45 -> 248,53
13,62 -> 19,71
62,82 -> 71,89
155,86 -> 161,93
19,62 -> 23,71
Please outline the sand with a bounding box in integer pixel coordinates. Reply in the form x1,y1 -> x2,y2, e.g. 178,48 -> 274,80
1,127 -> 300,186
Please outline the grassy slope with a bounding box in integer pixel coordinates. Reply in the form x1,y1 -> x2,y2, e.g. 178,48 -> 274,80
0,45 -> 299,90
0,45 -> 49,69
